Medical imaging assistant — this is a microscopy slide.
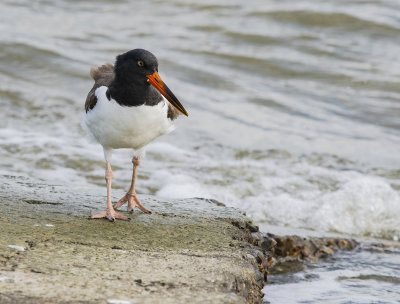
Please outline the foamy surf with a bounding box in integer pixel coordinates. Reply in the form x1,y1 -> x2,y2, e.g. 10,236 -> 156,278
144,143 -> 400,241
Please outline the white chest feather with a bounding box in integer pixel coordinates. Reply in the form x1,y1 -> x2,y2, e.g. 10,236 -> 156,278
83,86 -> 175,150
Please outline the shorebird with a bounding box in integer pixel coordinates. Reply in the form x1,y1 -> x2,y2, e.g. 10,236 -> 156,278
83,49 -> 188,221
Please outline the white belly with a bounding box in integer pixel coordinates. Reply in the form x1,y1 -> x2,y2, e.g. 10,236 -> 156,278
83,86 -> 175,150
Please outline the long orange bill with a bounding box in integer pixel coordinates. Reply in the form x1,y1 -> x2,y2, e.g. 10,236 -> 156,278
146,71 -> 188,117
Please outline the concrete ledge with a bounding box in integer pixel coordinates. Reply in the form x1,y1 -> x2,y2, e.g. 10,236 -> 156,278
0,175 -> 264,304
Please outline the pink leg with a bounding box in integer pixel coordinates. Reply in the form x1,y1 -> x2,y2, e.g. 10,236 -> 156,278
113,157 -> 150,213
91,161 -> 130,221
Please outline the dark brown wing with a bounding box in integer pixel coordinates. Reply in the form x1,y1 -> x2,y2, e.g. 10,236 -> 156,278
85,63 -> 114,112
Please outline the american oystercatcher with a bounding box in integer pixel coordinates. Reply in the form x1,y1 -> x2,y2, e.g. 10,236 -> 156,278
83,49 -> 188,221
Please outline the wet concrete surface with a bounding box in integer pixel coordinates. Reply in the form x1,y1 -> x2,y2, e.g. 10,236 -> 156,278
0,175 -> 263,304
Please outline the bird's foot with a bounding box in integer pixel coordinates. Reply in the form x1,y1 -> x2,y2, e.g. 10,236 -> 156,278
90,207 -> 131,222
113,192 -> 151,214
127,193 -> 151,213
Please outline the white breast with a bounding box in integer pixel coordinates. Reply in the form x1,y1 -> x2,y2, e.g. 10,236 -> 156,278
83,86 -> 175,150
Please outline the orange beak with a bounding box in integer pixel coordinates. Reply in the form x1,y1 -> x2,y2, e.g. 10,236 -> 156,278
146,71 -> 188,117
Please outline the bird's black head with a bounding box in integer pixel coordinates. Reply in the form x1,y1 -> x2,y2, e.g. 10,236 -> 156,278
110,48 -> 188,116
114,49 -> 158,84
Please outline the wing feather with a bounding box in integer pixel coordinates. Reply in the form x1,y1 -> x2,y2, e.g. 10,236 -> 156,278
85,63 -> 114,112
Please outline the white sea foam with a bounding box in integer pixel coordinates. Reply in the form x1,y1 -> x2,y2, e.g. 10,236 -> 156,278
142,142 -> 400,240
313,177 -> 400,238
152,170 -> 209,199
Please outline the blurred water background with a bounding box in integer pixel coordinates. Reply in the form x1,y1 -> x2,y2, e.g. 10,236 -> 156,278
0,0 -> 399,303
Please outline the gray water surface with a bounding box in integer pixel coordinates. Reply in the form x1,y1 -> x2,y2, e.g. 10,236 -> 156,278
1,1 -> 400,303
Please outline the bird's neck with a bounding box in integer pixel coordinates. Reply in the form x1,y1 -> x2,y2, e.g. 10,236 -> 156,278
108,78 -> 162,107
